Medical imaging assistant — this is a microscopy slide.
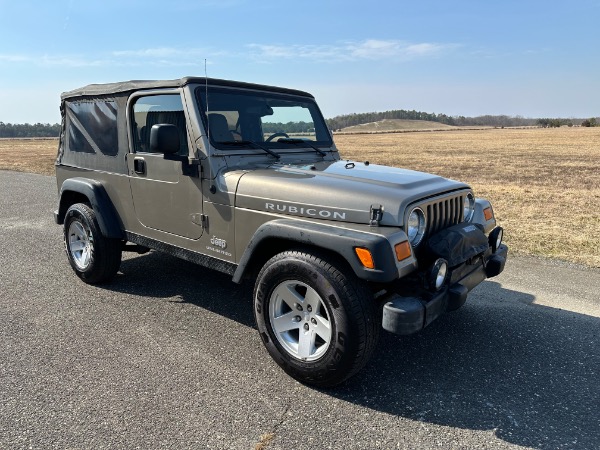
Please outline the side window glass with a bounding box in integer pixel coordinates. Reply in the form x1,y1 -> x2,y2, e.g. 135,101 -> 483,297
132,94 -> 189,155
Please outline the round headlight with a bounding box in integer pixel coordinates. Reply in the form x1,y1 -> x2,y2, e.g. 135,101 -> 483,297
407,207 -> 426,247
463,193 -> 475,222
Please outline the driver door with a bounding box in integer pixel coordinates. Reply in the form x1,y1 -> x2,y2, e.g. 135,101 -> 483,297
127,92 -> 203,240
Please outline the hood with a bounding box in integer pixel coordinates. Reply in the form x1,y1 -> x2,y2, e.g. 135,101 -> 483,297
234,160 -> 469,226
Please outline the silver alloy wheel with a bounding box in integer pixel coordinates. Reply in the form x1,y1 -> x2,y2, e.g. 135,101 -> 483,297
68,220 -> 92,270
269,280 -> 332,361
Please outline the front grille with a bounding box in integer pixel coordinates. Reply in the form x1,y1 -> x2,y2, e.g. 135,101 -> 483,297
424,194 -> 464,236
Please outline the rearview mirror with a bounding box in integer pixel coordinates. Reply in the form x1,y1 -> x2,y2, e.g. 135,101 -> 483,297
150,124 -> 180,154
245,104 -> 274,117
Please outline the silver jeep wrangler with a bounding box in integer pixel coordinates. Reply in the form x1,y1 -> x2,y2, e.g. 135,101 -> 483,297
55,77 -> 508,387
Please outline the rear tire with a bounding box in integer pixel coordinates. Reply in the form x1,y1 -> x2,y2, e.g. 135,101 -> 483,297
63,203 -> 122,284
254,250 -> 379,387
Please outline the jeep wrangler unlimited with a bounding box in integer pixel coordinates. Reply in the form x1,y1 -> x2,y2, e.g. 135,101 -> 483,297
55,77 -> 507,387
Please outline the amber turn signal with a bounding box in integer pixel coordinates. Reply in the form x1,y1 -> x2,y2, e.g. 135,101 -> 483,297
394,241 -> 412,261
483,207 -> 493,221
354,247 -> 375,269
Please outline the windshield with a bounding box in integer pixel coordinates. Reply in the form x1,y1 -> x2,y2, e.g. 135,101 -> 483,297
196,86 -> 333,150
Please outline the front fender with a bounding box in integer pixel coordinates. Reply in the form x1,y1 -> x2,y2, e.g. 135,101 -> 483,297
233,219 -> 412,284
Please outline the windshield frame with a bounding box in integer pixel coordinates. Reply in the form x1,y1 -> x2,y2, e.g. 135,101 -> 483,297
194,85 -> 333,152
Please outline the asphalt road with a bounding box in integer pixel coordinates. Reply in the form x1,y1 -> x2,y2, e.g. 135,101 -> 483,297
1,170 -> 599,450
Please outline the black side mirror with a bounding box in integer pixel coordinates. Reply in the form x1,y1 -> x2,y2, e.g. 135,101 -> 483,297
149,124 -> 180,154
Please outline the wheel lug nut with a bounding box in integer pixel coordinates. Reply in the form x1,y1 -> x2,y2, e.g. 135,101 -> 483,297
304,323 -> 309,331
311,318 -> 317,325
296,304 -> 303,311
294,315 -> 301,322
307,305 -> 312,312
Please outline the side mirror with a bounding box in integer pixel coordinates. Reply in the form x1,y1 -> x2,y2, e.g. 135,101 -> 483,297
150,124 -> 180,154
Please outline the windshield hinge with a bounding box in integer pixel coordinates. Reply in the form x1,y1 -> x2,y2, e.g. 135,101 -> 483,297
369,204 -> 383,227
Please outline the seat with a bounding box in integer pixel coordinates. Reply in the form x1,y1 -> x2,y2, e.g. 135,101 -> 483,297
208,114 -> 234,142
142,111 -> 189,155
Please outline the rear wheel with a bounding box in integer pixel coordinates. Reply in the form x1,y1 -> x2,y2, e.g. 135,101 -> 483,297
63,203 -> 122,284
254,250 -> 379,387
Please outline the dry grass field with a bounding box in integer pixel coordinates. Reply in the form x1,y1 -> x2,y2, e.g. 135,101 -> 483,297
0,138 -> 57,175
337,127 -> 600,267
1,127 -> 599,267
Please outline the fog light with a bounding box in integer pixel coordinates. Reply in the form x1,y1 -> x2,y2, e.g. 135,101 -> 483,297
489,227 -> 503,253
429,258 -> 448,291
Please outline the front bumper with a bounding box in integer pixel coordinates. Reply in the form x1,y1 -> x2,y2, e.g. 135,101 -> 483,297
382,244 -> 508,335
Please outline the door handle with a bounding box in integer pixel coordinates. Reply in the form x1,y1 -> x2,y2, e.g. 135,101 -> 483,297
133,157 -> 146,175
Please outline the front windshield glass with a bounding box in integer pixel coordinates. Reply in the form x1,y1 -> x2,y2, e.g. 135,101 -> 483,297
196,86 -> 332,149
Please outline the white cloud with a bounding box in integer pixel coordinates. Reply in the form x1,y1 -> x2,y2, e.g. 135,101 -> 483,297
0,40 -> 455,70
0,53 -> 113,68
112,47 -> 226,59
247,39 -> 458,62
110,47 -> 229,67
0,47 -> 227,69
0,54 -> 30,63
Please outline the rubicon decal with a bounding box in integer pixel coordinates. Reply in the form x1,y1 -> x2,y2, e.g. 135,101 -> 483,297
265,202 -> 346,220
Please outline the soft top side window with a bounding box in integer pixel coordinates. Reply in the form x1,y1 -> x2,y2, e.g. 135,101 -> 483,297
131,94 -> 189,155
67,100 -> 118,156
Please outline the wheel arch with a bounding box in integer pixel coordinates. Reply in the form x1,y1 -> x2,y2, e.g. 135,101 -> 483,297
56,177 -> 125,239
232,219 -> 398,284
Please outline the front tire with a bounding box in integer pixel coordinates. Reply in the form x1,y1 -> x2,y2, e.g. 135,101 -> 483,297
63,203 -> 122,284
254,250 -> 379,387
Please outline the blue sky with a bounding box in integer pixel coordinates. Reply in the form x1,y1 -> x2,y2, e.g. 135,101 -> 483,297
1,0 -> 598,124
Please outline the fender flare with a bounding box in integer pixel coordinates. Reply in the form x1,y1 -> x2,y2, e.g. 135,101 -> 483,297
56,178 -> 124,239
232,219 -> 400,284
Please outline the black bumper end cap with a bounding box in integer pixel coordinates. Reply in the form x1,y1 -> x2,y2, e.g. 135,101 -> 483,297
485,253 -> 506,278
447,283 -> 468,311
382,289 -> 448,335
382,296 -> 424,335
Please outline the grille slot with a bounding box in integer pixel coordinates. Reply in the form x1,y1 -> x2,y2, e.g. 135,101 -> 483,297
425,195 -> 463,235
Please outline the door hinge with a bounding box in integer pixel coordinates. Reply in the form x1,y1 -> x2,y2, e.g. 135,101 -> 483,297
191,213 -> 208,230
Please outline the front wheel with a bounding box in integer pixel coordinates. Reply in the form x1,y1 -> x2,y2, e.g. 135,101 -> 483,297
63,203 -> 122,284
254,250 -> 379,387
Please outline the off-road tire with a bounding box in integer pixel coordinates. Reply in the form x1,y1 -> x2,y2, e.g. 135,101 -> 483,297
63,203 -> 122,284
254,250 -> 379,387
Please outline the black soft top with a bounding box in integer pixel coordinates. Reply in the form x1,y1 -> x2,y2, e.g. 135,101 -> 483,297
61,77 -> 314,100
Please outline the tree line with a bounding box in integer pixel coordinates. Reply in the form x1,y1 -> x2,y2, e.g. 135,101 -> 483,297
325,110 -> 599,130
262,121 -> 314,134
2,112 -> 599,138
0,122 -> 61,138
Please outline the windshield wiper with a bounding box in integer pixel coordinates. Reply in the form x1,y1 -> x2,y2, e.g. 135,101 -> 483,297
277,138 -> 327,157
218,140 -> 280,159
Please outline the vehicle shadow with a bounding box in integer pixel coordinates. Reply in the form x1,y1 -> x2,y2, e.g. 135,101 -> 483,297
107,251 -> 256,328
333,281 -> 600,449
107,252 -> 599,449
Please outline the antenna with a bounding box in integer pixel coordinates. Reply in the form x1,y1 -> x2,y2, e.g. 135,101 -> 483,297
204,59 -> 209,144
